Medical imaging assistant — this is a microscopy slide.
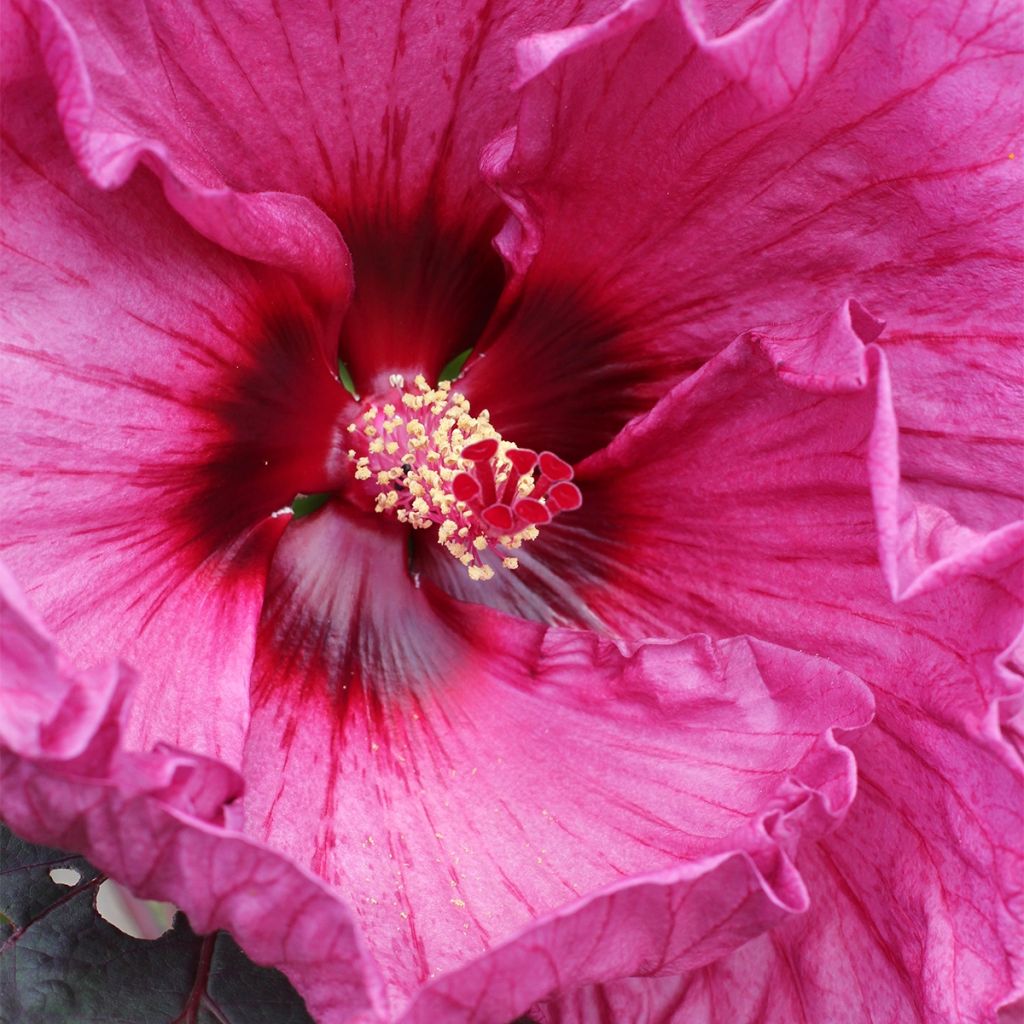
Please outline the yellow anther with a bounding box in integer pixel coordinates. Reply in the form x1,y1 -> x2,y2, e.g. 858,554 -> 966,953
345,376 -> 568,581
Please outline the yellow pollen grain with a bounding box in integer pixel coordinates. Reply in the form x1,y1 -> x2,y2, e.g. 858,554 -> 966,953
346,375 -> 566,582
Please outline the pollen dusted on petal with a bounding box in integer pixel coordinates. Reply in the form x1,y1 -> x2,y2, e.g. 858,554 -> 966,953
345,375 -> 582,579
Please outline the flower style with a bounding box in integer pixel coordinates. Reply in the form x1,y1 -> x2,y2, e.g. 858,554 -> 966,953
1,0 -> 1022,1022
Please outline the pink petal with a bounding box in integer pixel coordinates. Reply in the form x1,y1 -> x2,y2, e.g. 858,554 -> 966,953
465,0 -> 1020,460
243,502 -> 872,1016
871,331 -> 1024,599
533,559 -> 1024,1023
2,14 -> 352,762
23,0 -> 350,315
498,299 -> 1022,1019
36,0 -> 610,393
0,565 -> 385,1024
504,298 -> 1023,642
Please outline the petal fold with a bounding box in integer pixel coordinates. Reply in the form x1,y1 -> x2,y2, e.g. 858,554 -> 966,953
23,0 -> 351,313
243,501 -> 873,1017
33,0 -> 615,392
0,565 -> 385,1024
512,299 -> 1023,1021
2,15 -> 352,762
467,0 -> 1021,460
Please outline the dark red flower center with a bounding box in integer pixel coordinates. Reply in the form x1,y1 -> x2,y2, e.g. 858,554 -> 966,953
345,373 -> 581,581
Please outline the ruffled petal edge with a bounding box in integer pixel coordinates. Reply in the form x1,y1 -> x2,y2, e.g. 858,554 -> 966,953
24,0 -> 351,326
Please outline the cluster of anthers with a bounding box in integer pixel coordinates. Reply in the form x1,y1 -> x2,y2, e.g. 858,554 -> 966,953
346,374 -> 582,580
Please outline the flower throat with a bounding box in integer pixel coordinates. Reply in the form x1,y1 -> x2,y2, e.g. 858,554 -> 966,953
346,374 -> 581,580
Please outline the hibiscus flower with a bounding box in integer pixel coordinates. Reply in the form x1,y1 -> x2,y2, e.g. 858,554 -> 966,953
1,0 -> 1021,1021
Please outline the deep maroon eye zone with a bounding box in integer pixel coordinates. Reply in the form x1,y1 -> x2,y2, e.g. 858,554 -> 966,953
227,212 -> 666,718
335,213 -> 507,397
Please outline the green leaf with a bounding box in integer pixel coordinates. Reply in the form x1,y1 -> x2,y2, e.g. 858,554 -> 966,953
0,823 -> 314,1024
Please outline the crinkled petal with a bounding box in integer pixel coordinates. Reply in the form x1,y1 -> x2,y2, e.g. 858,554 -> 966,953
871,331 -> 1024,599
39,0 -> 612,392
531,559 -> 1024,1024
0,565 -> 386,1024
24,0 -> 350,314
242,501 -> 872,1017
462,0 -> 1021,460
499,298 -> 1023,639
504,302 -> 1024,1021
1,14 -> 352,762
